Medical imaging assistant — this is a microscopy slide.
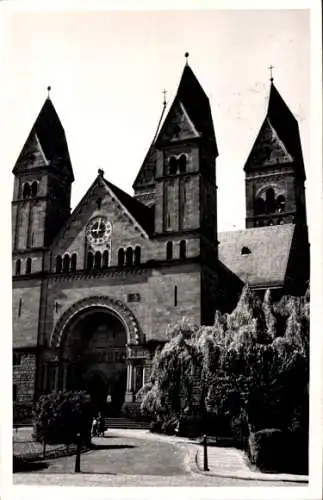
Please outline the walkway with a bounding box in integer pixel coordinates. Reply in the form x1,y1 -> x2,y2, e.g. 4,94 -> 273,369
13,428 -> 308,487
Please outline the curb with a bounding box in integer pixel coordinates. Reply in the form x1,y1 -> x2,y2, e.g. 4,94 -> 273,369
193,448 -> 308,484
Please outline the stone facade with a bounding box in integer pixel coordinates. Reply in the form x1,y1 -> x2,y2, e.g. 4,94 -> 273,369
12,64 -> 309,416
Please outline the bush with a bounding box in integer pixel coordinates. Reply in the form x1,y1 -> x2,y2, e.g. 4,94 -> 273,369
175,415 -> 203,438
32,390 -> 93,445
248,428 -> 286,472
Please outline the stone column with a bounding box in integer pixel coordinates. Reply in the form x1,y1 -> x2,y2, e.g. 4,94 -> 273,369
43,364 -> 48,393
125,362 -> 134,402
142,366 -> 146,387
62,363 -> 68,391
54,364 -> 59,392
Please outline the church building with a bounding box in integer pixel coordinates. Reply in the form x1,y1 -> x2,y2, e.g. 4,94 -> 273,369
12,59 -> 309,416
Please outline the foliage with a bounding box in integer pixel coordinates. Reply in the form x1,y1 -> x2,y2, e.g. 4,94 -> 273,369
142,283 -> 309,473
32,390 -> 93,445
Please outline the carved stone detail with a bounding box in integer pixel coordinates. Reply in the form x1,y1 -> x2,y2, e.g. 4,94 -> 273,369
50,295 -> 143,349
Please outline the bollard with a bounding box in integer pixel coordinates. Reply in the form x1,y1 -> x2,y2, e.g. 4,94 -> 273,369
43,439 -> 46,458
74,433 -> 81,473
203,434 -> 209,471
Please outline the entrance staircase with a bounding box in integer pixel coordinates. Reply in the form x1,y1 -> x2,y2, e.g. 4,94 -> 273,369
104,417 -> 150,430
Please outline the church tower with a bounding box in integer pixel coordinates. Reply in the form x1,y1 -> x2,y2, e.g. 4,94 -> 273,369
244,79 -> 307,229
153,60 -> 218,247
12,92 -> 74,275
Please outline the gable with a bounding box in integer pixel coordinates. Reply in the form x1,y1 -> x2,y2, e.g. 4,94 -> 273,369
51,176 -> 152,265
14,132 -> 49,171
156,99 -> 200,145
245,118 -> 293,171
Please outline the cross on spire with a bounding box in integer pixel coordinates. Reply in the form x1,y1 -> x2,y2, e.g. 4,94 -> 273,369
162,89 -> 167,106
268,65 -> 275,83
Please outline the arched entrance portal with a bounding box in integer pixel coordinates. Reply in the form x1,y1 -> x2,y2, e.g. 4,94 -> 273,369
61,308 -> 127,415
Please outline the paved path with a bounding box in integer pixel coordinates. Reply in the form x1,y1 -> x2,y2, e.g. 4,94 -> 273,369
13,428 -> 307,487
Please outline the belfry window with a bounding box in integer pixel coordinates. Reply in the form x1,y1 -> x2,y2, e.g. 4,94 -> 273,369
241,246 -> 251,255
179,240 -> 186,259
166,241 -> 173,260
23,183 -> 31,199
179,154 -> 187,173
168,156 -> 177,175
265,188 -> 275,214
15,259 -> 21,276
26,258 -> 32,274
276,195 -> 286,213
31,181 -> 38,197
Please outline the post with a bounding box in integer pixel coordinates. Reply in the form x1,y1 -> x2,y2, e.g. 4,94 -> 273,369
42,438 -> 46,458
203,434 -> 209,471
74,433 -> 81,473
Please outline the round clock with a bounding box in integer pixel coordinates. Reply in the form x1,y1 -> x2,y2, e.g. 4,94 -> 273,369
86,217 -> 112,247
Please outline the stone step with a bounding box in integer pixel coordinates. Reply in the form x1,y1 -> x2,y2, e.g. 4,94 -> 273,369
103,418 -> 150,429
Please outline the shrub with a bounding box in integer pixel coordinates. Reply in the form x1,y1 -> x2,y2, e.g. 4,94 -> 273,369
32,390 -> 93,445
248,428 -> 286,472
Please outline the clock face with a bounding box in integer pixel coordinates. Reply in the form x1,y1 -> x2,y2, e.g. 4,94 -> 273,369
86,217 -> 112,247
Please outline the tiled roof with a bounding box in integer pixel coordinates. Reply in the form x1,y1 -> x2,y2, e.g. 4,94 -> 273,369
132,144 -> 156,190
218,224 -> 295,287
103,178 -> 154,235
14,98 -> 74,181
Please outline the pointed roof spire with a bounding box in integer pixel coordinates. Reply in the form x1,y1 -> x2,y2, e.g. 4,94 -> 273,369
185,52 -> 189,66
268,65 -> 274,83
47,85 -> 51,99
157,59 -> 217,147
13,95 -> 74,181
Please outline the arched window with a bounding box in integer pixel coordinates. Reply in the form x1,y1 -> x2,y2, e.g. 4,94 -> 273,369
168,156 -> 177,175
94,251 -> 102,270
265,188 -> 275,214
255,197 -> 265,215
118,248 -> 125,266
166,241 -> 173,260
276,195 -> 286,213
56,255 -> 62,273
63,254 -> 70,273
126,247 -> 133,266
15,259 -> 21,276
26,258 -> 32,274
134,246 -> 141,265
71,253 -> 77,272
31,181 -> 38,197
23,183 -> 31,199
87,252 -> 94,270
102,250 -> 109,269
179,240 -> 186,259
179,154 -> 187,173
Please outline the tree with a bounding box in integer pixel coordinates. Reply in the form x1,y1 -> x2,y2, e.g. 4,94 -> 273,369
33,390 -> 93,445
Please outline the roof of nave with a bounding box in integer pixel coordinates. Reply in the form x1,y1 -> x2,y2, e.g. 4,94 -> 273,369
218,223 -> 296,288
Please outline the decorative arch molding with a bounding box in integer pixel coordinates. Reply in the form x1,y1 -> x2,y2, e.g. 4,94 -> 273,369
50,295 -> 143,349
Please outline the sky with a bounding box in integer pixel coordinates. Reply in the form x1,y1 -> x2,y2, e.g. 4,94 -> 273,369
1,8 -> 311,233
